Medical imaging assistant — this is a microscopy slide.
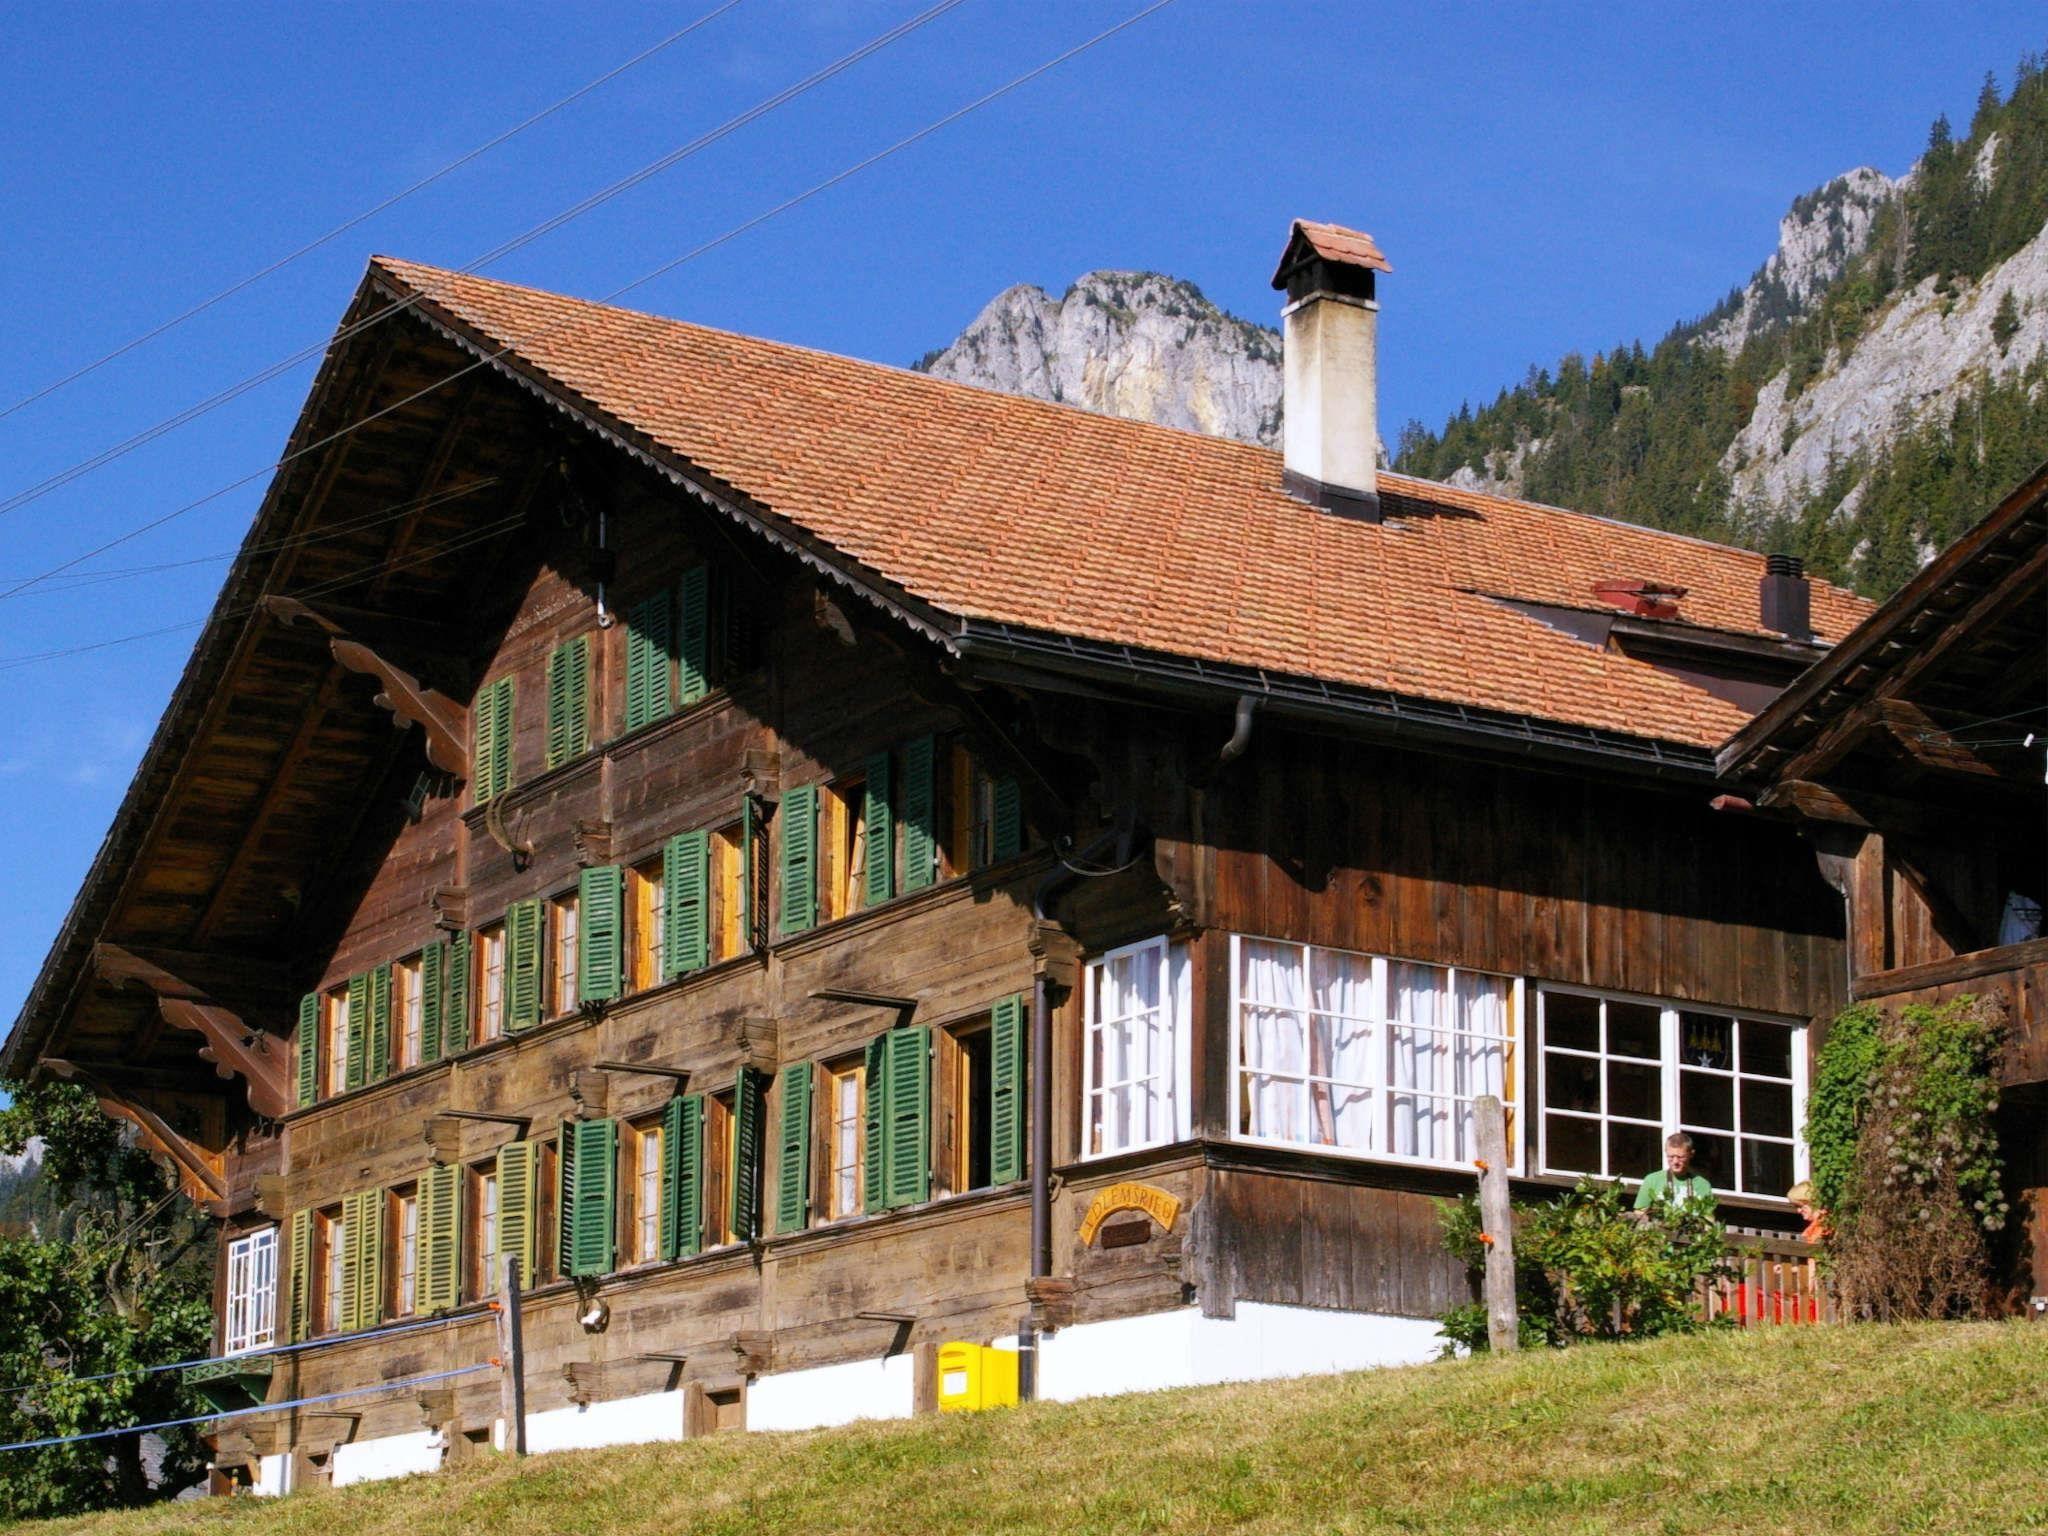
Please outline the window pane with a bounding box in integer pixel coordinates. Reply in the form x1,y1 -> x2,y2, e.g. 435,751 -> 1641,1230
1742,1137 -> 1794,1196
1606,1060 -> 1661,1121
1680,1070 -> 1734,1130
1608,1120 -> 1663,1180
1678,1011 -> 1733,1070
1544,1051 -> 1600,1114
1544,991 -> 1599,1051
1545,1113 -> 1601,1175
1606,1001 -> 1661,1060
1741,1020 -> 1794,1079
1742,1079 -> 1794,1139
1687,1131 -> 1735,1189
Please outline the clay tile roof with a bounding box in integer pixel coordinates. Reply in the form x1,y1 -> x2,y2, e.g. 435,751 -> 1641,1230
370,257 -> 1872,753
1276,218 -> 1393,280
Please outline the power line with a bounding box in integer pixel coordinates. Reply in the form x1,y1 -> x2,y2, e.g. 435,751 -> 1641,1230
0,1364 -> 492,1454
0,0 -> 968,535
0,0 -> 1177,616
0,2 -> 748,428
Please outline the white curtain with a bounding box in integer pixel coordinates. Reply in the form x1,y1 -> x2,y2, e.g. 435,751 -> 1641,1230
1094,942 -> 1164,1153
1239,939 -> 1306,1142
1391,962 -> 1452,1160
1310,946 -> 1375,1151
1454,972 -> 1512,1160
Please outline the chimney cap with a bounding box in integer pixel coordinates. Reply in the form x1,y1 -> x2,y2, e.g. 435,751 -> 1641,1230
1271,219 -> 1393,290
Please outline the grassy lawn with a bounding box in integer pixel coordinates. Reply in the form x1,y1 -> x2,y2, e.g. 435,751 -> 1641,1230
12,1322 -> 2048,1535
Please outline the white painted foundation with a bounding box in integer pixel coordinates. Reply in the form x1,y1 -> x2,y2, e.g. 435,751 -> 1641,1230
519,1386 -> 687,1455
748,1352 -> 916,1431
251,1452 -> 292,1497
331,1429 -> 443,1487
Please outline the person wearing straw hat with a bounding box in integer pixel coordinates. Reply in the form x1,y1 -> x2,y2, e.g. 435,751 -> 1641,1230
1786,1179 -> 1830,1244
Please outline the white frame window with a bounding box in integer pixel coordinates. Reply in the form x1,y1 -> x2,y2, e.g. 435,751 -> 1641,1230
1537,985 -> 1807,1198
1081,936 -> 1192,1159
397,957 -> 423,1071
1229,937 -> 1522,1171
635,1122 -> 663,1264
224,1227 -> 278,1355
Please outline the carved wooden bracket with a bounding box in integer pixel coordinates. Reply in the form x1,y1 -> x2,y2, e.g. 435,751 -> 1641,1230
415,1387 -> 455,1431
91,943 -> 293,1119
253,1173 -> 290,1222
562,1361 -> 602,1407
729,1330 -> 774,1375
263,596 -> 469,777
484,794 -> 535,868
1027,921 -> 1082,993
739,748 -> 781,798
573,819 -> 614,867
423,1115 -> 464,1166
569,1069 -> 611,1118
432,885 -> 471,931
46,1060 -> 226,1209
734,1017 -> 779,1076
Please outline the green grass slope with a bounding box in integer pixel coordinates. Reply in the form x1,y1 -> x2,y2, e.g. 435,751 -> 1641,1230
16,1323 -> 2048,1536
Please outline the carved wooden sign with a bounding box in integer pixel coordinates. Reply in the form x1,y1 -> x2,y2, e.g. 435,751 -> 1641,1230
1077,1181 -> 1181,1247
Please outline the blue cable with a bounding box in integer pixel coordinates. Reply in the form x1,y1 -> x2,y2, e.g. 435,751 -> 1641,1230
0,1364 -> 493,1454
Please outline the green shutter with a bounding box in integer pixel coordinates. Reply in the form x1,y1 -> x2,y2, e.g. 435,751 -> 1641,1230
296,994 -> 319,1108
731,1066 -> 766,1244
420,943 -> 447,1065
880,1026 -> 932,1212
663,831 -> 710,977
677,565 -> 711,705
287,1208 -> 313,1342
669,1095 -> 704,1259
342,1189 -> 380,1333
863,752 -> 894,907
366,964 -> 393,1084
555,1122 -> 576,1281
566,1118 -> 618,1278
343,974 -> 369,1092
779,784 -> 819,935
901,735 -> 937,891
863,1036 -> 885,1214
775,1063 -> 813,1234
546,636 -> 590,769
473,676 -> 515,805
579,865 -> 624,1004
418,1163 -> 462,1315
444,932 -> 473,1055
497,1141 -> 539,1290
992,777 -> 1023,862
624,590 -> 674,732
991,994 -> 1028,1185
506,899 -> 544,1032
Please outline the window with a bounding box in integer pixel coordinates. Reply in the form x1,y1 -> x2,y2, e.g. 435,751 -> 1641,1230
1538,987 -> 1804,1197
1083,938 -> 1192,1158
224,1227 -> 277,1355
703,1093 -> 734,1248
322,988 -> 351,1097
1232,940 -> 1519,1168
713,822 -> 744,961
625,1117 -> 664,1265
935,1017 -> 993,1196
395,956 -> 423,1071
630,856 -> 665,991
478,924 -> 506,1041
537,1140 -> 560,1281
316,1206 -> 344,1334
820,777 -> 867,922
943,744 -> 1022,874
822,1055 -> 865,1220
471,1163 -> 500,1299
391,1187 -> 418,1318
551,891 -> 580,1017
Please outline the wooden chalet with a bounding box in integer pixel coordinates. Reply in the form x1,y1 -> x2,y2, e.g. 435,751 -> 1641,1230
6,222 -> 1884,1492
1719,463 -> 2048,1300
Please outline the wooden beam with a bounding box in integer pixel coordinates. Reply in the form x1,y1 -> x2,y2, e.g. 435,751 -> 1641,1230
44,1061 -> 225,1208
91,944 -> 294,1117
262,597 -> 469,776
1851,935 -> 2048,1001
1758,778 -> 2019,838
1872,698 -> 2033,782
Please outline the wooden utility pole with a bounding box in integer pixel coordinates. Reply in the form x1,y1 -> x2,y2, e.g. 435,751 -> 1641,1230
497,1256 -> 528,1456
1474,1094 -> 1519,1352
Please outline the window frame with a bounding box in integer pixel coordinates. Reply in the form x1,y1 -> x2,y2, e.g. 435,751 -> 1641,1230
315,1205 -> 344,1335
477,923 -> 507,1042
629,855 -> 665,992
321,988 -> 350,1098
469,1161 -> 500,1300
1080,936 -> 1193,1161
820,775 -> 868,923
934,1014 -> 994,1197
391,1186 -> 419,1319
550,889 -> 580,1019
1226,936 -> 1525,1175
819,1054 -> 866,1221
623,1114 -> 666,1266
703,1092 -> 735,1249
712,822 -> 744,963
223,1226 -> 278,1356
1536,983 -> 1808,1200
394,955 -> 423,1072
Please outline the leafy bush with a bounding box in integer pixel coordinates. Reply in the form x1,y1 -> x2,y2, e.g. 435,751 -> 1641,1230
1806,1002 -> 1884,1213
1438,1178 -> 1732,1353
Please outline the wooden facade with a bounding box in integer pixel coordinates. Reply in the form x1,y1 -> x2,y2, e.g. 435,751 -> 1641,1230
6,259 -> 1878,1490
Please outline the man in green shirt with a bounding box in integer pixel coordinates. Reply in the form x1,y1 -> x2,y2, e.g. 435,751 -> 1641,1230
1633,1132 -> 1715,1212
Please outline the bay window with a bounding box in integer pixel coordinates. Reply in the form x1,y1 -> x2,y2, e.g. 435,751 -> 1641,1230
1538,986 -> 1804,1196
1082,937 -> 1191,1158
1231,938 -> 1519,1169
224,1226 -> 277,1355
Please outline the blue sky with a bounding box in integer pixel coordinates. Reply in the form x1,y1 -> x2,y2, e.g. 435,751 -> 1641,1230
0,0 -> 2039,1030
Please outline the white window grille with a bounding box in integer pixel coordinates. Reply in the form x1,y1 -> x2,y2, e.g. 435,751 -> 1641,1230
1082,937 -> 1192,1159
224,1227 -> 277,1355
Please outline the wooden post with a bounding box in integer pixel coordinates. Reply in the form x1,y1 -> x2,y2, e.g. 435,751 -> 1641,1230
1474,1094 -> 1518,1353
497,1256 -> 527,1456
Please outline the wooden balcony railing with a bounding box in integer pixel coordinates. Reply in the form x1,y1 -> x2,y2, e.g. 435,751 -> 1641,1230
1702,1235 -> 1835,1326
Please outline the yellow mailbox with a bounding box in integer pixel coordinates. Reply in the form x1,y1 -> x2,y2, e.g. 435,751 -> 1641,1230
936,1341 -> 1020,1412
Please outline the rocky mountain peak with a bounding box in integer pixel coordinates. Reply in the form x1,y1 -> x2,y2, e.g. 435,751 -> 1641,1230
915,269 -> 1282,445
1700,167 -> 1903,353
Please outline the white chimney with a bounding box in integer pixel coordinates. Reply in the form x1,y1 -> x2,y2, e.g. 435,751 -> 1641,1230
1271,219 -> 1391,521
